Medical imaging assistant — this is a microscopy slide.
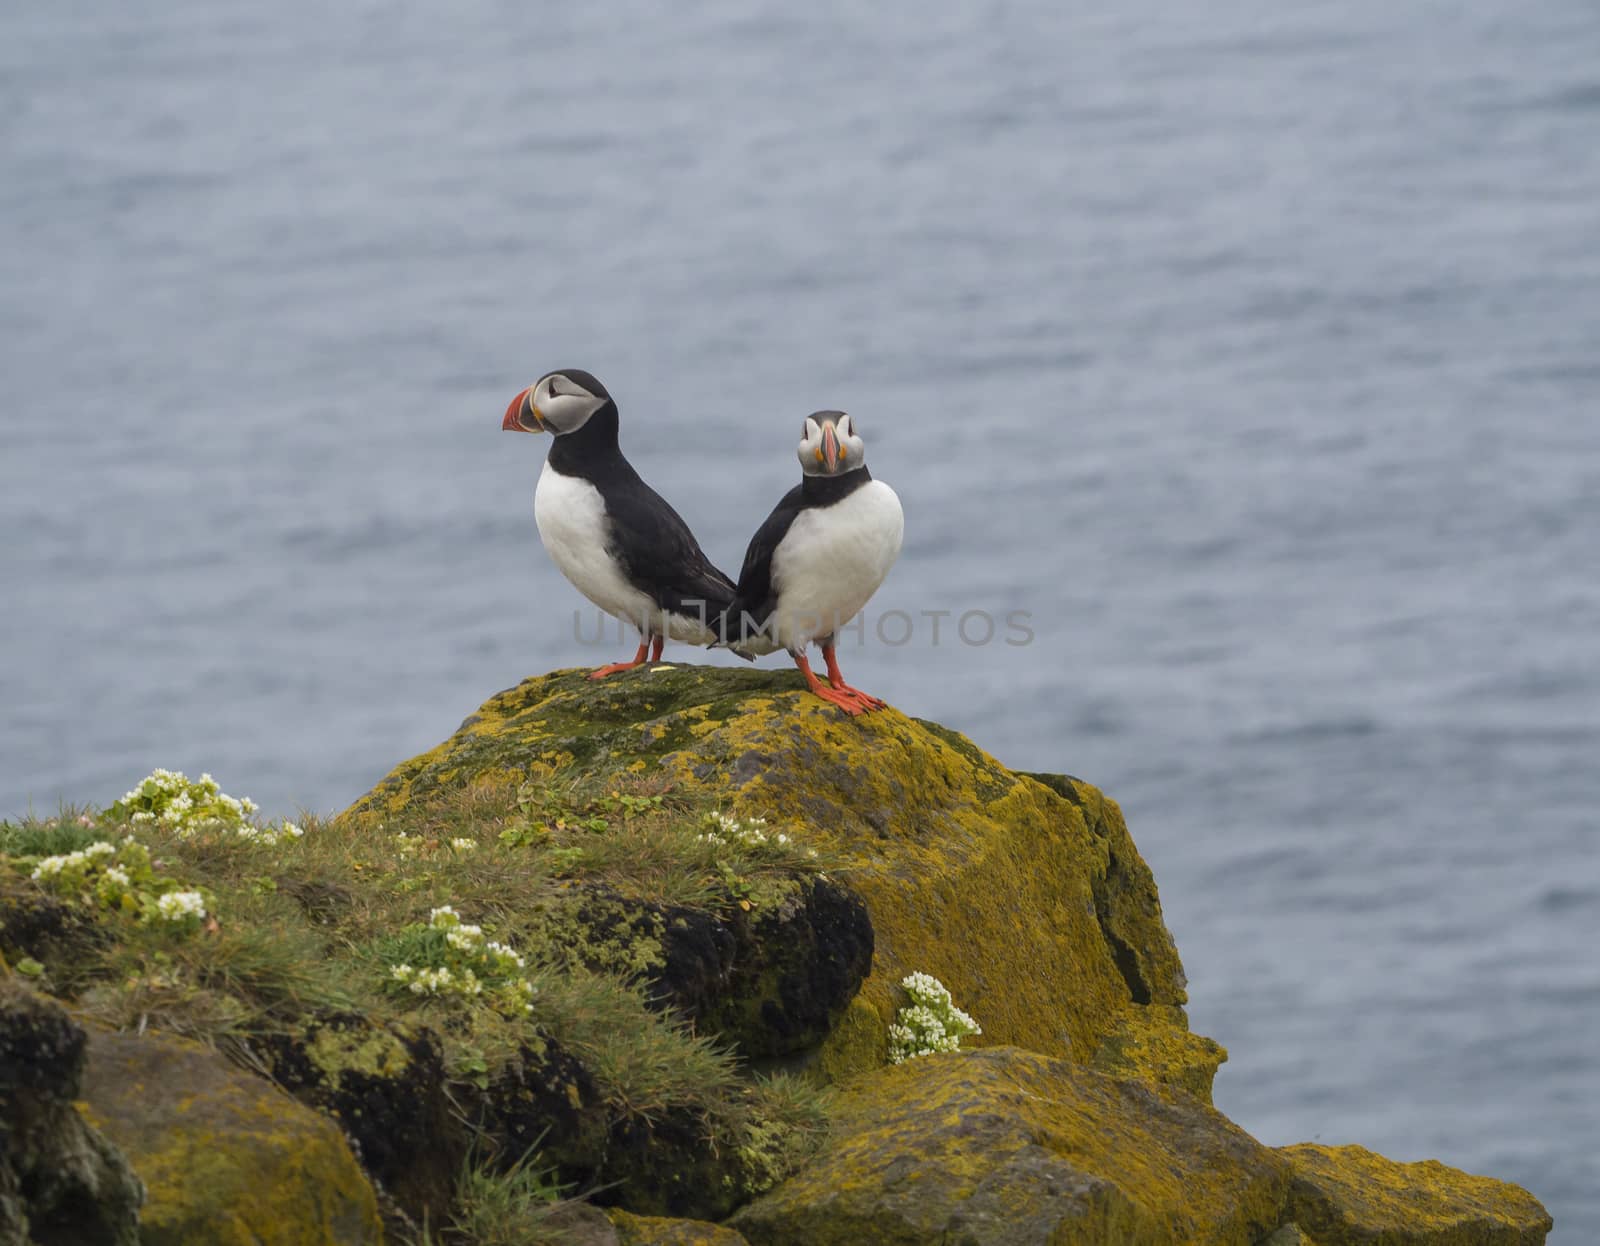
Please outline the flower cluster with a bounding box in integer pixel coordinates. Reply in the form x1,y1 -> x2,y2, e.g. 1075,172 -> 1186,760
431,905 -> 526,974
389,831 -> 477,859
31,840 -> 117,884
104,769 -> 303,846
699,812 -> 783,848
888,972 -> 982,1064
698,811 -> 821,857
383,905 -> 536,1014
154,889 -> 207,925
29,838 -> 209,932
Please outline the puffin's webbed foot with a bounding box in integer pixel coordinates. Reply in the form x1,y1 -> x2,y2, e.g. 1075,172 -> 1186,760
794,650 -> 875,716
589,640 -> 651,680
822,644 -> 886,711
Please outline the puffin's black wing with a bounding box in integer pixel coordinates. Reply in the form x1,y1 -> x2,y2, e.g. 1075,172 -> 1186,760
601,477 -> 738,622
720,483 -> 807,646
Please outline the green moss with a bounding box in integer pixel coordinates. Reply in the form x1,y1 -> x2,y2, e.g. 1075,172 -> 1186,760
303,1021 -> 414,1088
529,888 -> 668,981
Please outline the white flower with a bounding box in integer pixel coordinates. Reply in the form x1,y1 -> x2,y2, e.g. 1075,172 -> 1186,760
283,822 -> 304,839
449,837 -> 476,852
889,972 -> 980,1062
31,841 -> 118,881
485,939 -> 525,969
429,905 -> 460,928
155,890 -> 207,922
103,866 -> 131,890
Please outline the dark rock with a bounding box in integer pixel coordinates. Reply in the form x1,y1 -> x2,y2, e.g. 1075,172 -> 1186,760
533,877 -> 872,1060
480,1035 -> 605,1170
0,878 -> 105,974
0,980 -> 142,1246
254,1011 -> 459,1226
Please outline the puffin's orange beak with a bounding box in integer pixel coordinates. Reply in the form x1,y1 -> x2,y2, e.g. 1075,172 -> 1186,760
503,387 -> 543,432
822,424 -> 839,472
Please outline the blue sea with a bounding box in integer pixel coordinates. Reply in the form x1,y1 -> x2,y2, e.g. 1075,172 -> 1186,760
3,2 -> 1596,1237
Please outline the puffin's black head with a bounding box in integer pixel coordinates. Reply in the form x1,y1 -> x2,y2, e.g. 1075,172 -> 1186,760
798,410 -> 866,477
502,369 -> 614,435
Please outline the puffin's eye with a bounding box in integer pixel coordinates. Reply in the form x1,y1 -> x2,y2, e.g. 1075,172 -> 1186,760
547,379 -> 563,399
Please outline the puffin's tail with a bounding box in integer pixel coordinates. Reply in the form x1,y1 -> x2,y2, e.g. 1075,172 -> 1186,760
708,602 -> 758,661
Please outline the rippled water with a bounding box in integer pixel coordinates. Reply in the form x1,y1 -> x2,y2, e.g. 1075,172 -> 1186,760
4,1 -> 1596,1236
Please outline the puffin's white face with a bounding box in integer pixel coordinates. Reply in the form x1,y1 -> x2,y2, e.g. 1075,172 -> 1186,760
798,411 -> 866,477
502,370 -> 610,436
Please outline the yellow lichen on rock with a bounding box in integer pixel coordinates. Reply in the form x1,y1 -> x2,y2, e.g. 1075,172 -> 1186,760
1280,1143 -> 1553,1245
341,666 -> 1205,1094
730,1045 -> 1291,1245
1089,1003 -> 1227,1104
76,1027 -> 383,1246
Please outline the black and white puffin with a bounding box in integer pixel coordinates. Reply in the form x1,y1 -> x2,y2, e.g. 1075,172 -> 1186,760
502,368 -> 738,678
721,410 -> 904,715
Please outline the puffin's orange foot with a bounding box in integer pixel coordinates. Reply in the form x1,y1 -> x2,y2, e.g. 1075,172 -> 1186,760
588,663 -> 638,680
828,682 -> 886,711
810,683 -> 872,716
590,642 -> 650,679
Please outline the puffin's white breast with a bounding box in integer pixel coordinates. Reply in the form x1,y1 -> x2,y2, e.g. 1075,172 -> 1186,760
767,479 -> 904,650
532,462 -> 715,643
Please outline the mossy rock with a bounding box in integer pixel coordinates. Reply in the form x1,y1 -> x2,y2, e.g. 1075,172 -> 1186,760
1279,1143 -> 1552,1245
730,1045 -> 1291,1245
592,1102 -> 789,1221
529,876 -> 872,1059
0,875 -> 106,977
1089,1003 -> 1226,1105
478,1035 -> 607,1179
256,1010 -> 458,1224
342,667 -> 1202,1093
609,1208 -> 751,1244
78,1027 -> 383,1246
0,981 -> 143,1246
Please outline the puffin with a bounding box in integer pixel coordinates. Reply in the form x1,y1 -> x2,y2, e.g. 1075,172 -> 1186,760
720,410 -> 904,715
502,368 -> 739,678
